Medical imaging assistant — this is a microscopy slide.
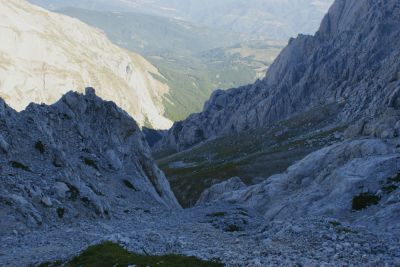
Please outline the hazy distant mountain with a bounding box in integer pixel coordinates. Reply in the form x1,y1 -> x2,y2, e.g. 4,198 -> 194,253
29,0 -> 334,40
57,7 -> 241,56
121,0 -> 335,40
0,0 -> 173,129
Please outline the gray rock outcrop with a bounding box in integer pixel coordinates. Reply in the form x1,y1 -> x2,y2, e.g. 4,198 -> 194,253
157,0 -> 400,151
196,177 -> 247,205
0,88 -> 179,235
205,138 -> 400,230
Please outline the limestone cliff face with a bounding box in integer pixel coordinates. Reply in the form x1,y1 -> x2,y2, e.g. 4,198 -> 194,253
0,88 -> 179,234
158,0 -> 400,151
0,0 -> 172,129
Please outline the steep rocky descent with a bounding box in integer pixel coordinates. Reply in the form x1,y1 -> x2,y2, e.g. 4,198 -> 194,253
157,0 -> 400,152
0,88 -> 180,235
0,0 -> 172,129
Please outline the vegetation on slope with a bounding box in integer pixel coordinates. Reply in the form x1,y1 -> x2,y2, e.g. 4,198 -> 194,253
38,242 -> 223,267
155,104 -> 347,207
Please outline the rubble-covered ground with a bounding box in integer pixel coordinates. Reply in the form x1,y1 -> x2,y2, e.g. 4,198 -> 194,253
1,203 -> 399,267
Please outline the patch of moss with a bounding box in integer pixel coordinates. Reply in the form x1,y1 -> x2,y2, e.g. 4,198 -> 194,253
224,224 -> 242,232
10,161 -> 31,172
123,180 -> 138,191
80,197 -> 90,205
124,129 -> 136,140
207,212 -> 227,217
352,192 -> 381,211
382,184 -> 398,194
329,221 -> 342,227
56,208 -> 65,219
334,226 -> 358,234
66,184 -> 79,201
40,242 -> 223,267
388,173 -> 400,183
35,141 -> 45,154
81,157 -> 99,171
37,260 -> 63,267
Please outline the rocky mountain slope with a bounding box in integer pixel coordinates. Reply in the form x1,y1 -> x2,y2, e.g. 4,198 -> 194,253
0,88 -> 179,235
0,0 -> 172,129
157,0 -> 400,151
156,103 -> 346,207
1,0 -> 400,266
1,90 -> 399,265
55,7 -> 285,121
198,138 -> 400,230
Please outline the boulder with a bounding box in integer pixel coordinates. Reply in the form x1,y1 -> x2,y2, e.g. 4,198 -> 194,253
41,196 -> 53,207
196,177 -> 247,205
52,182 -> 70,200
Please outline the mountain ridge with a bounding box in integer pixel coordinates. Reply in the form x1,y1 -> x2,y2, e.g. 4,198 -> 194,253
0,87 -> 179,235
157,0 -> 400,151
0,0 -> 173,129
29,0 -> 334,40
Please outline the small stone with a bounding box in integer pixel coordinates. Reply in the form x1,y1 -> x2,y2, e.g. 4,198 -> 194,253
325,247 -> 335,254
41,196 -> 53,207
343,242 -> 351,248
53,182 -> 70,200
0,134 -> 9,153
291,225 -> 303,233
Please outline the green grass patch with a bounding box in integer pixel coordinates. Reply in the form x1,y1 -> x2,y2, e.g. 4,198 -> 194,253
10,161 -> 31,172
224,224 -> 243,233
382,184 -> 398,194
39,242 -> 223,267
388,173 -> 400,183
66,184 -> 80,201
328,221 -> 342,227
37,260 -> 64,267
56,208 -> 65,219
123,180 -> 138,191
81,157 -> 99,171
35,141 -> 45,154
352,192 -> 381,211
207,212 -> 227,217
